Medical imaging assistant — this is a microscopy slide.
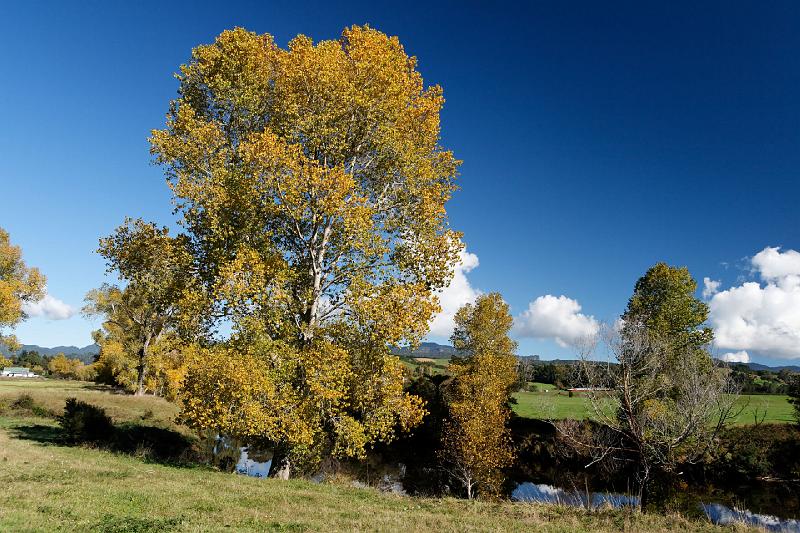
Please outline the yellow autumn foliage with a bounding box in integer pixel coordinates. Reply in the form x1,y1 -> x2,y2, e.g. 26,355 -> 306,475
148,25 -> 457,472
179,334 -> 425,472
0,227 -> 45,350
441,293 -> 519,499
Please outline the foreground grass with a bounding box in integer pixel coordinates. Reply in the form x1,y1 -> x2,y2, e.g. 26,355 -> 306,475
0,379 -> 750,532
512,388 -> 795,425
0,416 -> 748,532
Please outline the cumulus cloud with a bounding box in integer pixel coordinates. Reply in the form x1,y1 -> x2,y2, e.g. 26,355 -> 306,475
720,351 -> 750,364
22,290 -> 76,321
751,247 -> 800,282
709,247 -> 800,360
428,249 -> 481,338
702,277 -> 721,299
514,295 -> 599,347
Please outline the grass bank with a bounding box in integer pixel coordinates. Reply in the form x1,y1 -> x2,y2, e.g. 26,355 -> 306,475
0,415 -> 747,532
0,378 -> 179,429
0,379 -> 751,532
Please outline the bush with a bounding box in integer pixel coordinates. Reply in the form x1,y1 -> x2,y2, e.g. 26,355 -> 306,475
9,394 -> 53,417
789,375 -> 800,425
714,423 -> 800,481
58,398 -> 114,444
12,393 -> 36,410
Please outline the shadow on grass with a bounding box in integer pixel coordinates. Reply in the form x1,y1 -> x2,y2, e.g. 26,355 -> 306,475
9,420 -> 201,467
10,423 -> 62,444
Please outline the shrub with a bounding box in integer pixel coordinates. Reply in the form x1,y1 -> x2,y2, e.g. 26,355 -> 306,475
714,423 -> 800,480
789,375 -> 800,425
12,393 -> 36,410
8,394 -> 53,417
58,398 -> 114,444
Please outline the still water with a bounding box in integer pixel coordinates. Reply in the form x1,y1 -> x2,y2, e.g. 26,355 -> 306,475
512,482 -> 800,532
217,436 -> 800,532
235,448 -> 272,478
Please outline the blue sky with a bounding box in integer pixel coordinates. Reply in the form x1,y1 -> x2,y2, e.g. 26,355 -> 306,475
2,1 -> 799,365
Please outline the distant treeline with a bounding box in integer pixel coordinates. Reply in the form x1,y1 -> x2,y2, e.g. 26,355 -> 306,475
516,358 -> 798,393
727,363 -> 797,395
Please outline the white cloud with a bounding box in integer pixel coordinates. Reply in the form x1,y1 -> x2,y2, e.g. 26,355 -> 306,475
22,290 -> 76,321
428,249 -> 482,338
702,277 -> 721,299
709,247 -> 800,360
751,247 -> 800,282
514,295 -> 599,347
720,350 -> 750,364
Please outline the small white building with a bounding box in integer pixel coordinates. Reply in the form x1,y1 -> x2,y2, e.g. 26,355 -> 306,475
1,367 -> 37,378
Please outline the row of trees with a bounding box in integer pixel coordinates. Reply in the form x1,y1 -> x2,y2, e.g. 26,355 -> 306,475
80,27 -> 756,503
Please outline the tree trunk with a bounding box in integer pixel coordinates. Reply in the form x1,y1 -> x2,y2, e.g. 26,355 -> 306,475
637,463 -> 652,511
269,455 -> 292,480
300,223 -> 331,346
134,334 -> 152,396
135,347 -> 146,396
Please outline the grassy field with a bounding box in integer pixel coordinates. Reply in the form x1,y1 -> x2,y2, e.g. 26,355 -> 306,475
0,378 -> 180,429
512,386 -> 795,425
399,356 -> 451,374
0,379 -> 750,532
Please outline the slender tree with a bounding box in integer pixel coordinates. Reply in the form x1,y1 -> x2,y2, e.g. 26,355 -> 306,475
440,293 -> 518,499
560,264 -> 738,509
85,219 -> 193,395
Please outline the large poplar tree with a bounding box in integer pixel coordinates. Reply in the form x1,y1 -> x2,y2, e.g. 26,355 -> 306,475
148,26 -> 461,475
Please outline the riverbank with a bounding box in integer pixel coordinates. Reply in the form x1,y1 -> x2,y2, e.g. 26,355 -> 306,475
0,413 -> 752,532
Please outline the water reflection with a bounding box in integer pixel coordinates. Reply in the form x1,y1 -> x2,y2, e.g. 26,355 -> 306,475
512,482 -> 639,509
514,482 -> 800,532
213,435 -> 273,478
702,503 -> 800,533
236,448 -> 272,478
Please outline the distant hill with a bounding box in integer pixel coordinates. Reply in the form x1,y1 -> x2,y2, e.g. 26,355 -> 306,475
391,342 -> 458,358
0,344 -> 100,364
392,342 -> 543,361
743,362 -> 800,373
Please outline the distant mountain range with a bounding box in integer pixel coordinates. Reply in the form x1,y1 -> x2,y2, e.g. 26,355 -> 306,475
3,340 -> 797,373
392,342 -> 542,361
738,361 -> 800,373
0,344 -> 100,364
390,342 -> 800,372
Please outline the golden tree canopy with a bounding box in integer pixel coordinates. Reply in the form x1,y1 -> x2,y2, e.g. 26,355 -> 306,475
146,26 -> 460,473
150,25 -> 461,346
